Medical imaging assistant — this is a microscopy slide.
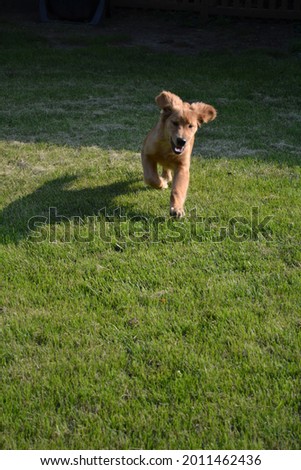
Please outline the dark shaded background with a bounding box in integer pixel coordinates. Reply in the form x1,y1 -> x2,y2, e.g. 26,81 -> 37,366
1,0 -> 38,13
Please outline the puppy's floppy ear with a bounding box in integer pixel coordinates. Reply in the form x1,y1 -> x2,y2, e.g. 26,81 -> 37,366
191,102 -> 217,125
155,91 -> 183,116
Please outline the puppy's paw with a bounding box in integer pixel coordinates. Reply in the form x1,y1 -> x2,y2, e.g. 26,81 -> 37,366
170,207 -> 185,218
160,178 -> 169,189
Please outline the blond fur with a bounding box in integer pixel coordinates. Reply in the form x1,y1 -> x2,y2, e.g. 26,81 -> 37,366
141,91 -> 217,217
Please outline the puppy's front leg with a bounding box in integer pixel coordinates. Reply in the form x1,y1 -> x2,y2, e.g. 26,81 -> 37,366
142,154 -> 168,189
170,165 -> 190,218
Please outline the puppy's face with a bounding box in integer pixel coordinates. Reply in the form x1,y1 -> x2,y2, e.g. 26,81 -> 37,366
156,91 -> 217,155
164,107 -> 199,155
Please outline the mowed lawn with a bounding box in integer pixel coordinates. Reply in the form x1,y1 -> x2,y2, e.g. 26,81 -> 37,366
0,16 -> 301,450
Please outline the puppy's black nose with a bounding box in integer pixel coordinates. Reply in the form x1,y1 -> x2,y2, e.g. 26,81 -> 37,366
176,137 -> 186,147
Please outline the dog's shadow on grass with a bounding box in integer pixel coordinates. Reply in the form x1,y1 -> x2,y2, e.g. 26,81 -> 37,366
0,175 -> 151,244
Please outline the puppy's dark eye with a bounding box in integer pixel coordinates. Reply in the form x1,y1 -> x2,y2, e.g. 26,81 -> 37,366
172,121 -> 179,127
188,124 -> 194,129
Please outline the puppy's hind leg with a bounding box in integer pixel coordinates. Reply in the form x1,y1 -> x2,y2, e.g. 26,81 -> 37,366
162,167 -> 172,184
142,154 -> 168,189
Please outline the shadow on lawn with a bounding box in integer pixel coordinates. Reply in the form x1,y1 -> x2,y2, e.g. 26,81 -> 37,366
0,174 -> 148,244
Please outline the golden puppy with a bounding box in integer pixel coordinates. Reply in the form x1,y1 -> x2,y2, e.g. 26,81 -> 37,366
141,91 -> 217,217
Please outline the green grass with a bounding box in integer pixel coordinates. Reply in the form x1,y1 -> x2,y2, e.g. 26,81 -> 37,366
0,19 -> 301,450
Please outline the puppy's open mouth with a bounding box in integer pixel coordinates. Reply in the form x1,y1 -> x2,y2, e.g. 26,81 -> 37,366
171,139 -> 186,155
